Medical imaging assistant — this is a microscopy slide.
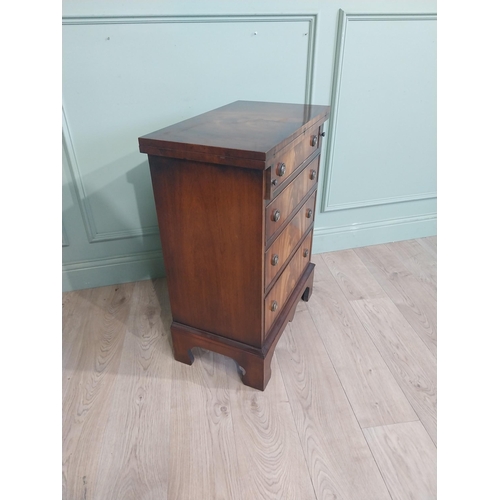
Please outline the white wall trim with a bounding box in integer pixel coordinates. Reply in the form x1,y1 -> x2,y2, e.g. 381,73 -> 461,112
320,10 -> 437,213
62,13 -> 318,243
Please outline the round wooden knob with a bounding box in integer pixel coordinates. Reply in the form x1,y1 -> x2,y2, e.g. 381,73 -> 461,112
303,249 -> 310,258
306,208 -> 313,218
311,135 -> 318,147
277,163 -> 286,177
272,210 -> 281,222
271,301 -> 278,312
271,254 -> 279,266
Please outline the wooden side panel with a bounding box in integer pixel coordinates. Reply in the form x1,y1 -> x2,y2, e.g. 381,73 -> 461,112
149,156 -> 264,347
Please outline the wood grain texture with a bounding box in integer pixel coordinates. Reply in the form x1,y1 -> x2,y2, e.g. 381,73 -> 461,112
306,255 -> 417,428
62,238 -> 436,500
350,298 -> 437,444
93,280 -> 173,500
388,240 -> 437,297
265,192 -> 315,289
139,100 -> 329,167
62,283 -> 134,500
269,126 -> 320,187
167,347 -> 242,500
265,156 -> 319,242
355,245 -> 437,357
225,353 -> 317,500
276,310 -> 392,500
149,156 -> 264,347
310,252 -> 334,282
363,421 -> 437,500
416,236 -> 437,258
322,249 -> 387,301
265,231 -> 312,334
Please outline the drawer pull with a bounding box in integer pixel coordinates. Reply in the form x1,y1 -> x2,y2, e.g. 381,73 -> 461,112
271,300 -> 278,312
306,208 -> 313,219
311,135 -> 318,147
303,249 -> 310,258
310,170 -> 317,180
271,179 -> 278,187
277,163 -> 286,177
272,210 -> 281,222
271,254 -> 279,266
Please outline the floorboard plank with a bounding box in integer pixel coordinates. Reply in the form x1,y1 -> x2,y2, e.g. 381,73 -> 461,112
225,352 -> 316,500
388,240 -> 437,295
355,245 -> 437,357
277,310 -> 392,500
92,279 -> 174,500
166,348 -> 242,500
306,278 -> 417,428
416,236 -> 437,258
322,249 -> 388,301
350,298 -> 437,444
62,283 -> 134,500
363,421 -> 437,500
310,253 -> 334,282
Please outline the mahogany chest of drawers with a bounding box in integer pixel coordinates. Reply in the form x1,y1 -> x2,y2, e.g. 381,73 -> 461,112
139,100 -> 330,390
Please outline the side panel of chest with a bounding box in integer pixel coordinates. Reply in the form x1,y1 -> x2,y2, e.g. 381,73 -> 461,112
149,157 -> 265,347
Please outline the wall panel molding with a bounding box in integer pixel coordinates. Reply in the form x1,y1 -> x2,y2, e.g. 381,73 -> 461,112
63,13 -> 317,243
321,10 -> 437,213
325,191 -> 437,212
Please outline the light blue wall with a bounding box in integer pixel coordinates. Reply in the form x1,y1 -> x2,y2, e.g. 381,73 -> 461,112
62,0 -> 437,291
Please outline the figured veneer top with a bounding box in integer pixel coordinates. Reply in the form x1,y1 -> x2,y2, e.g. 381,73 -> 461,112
138,100 -> 330,169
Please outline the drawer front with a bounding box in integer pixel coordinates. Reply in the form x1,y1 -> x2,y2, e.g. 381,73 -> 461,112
270,126 -> 320,192
264,230 -> 313,336
266,155 -> 319,242
264,192 -> 316,290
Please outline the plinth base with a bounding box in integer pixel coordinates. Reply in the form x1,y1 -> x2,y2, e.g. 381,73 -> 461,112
170,263 -> 315,390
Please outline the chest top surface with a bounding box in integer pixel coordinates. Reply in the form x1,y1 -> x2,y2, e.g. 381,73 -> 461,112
138,100 -> 330,168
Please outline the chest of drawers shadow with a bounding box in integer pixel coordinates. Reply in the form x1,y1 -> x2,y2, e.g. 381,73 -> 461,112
139,100 -> 330,390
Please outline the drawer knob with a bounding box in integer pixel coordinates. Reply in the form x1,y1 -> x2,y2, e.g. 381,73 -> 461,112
303,249 -> 310,258
306,208 -> 313,218
310,170 -> 317,180
271,254 -> 279,266
272,209 -> 281,222
311,135 -> 318,147
271,300 -> 278,312
277,163 -> 286,177
271,179 -> 278,187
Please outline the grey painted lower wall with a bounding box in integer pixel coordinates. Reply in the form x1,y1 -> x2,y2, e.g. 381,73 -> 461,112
62,0 -> 437,292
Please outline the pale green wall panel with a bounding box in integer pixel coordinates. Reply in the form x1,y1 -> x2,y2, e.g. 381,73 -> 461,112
62,1 -> 437,291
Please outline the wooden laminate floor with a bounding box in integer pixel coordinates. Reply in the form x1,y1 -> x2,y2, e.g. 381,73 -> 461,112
62,237 -> 437,500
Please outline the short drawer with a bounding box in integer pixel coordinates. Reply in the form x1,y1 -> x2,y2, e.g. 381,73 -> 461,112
269,126 -> 321,193
265,155 -> 319,242
264,230 -> 313,336
264,192 -> 316,290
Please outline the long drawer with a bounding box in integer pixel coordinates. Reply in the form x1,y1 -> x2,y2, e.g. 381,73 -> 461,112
264,191 -> 316,290
265,155 -> 319,242
264,230 -> 313,336
268,126 -> 321,194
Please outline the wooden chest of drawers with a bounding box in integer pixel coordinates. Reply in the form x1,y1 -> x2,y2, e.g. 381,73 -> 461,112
139,100 -> 330,390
